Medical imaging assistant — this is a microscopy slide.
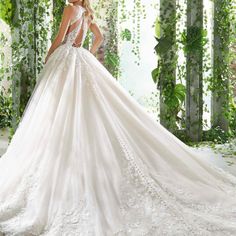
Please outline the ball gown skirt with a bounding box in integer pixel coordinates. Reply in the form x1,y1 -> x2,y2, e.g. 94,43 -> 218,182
0,5 -> 236,236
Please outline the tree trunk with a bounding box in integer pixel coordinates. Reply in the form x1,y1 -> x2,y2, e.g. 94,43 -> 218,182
212,0 -> 230,132
159,0 -> 177,132
186,0 -> 203,142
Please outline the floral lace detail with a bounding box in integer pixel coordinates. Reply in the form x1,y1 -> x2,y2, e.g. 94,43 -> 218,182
113,134 -> 236,235
0,162 -> 95,236
41,200 -> 95,236
0,162 -> 42,235
85,78 -> 99,99
78,74 -> 236,235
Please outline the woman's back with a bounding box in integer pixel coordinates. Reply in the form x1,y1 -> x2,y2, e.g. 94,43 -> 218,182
62,5 -> 90,48
44,1 -> 102,63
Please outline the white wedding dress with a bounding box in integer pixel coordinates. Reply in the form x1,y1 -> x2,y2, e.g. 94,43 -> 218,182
1,5 -> 236,236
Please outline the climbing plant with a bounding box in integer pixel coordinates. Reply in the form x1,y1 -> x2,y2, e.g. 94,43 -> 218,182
0,0 -> 51,131
211,0 -> 235,139
211,0 -> 230,132
13,0 -> 51,130
52,0 -> 66,41
0,89 -> 12,129
119,0 -> 146,65
0,32 -> 12,129
93,1 -> 119,77
152,0 -> 236,143
152,1 -> 185,133
0,0 -> 14,25
93,0 -> 120,78
0,1 -> 14,129
93,0 -> 146,77
227,0 -> 236,137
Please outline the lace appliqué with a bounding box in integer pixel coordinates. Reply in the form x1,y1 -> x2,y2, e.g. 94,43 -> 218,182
0,164 -> 42,235
41,200 -> 94,236
114,134 -> 236,235
0,166 -> 95,236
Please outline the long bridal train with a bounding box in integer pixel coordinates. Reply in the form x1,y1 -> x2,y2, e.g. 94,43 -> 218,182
1,5 -> 236,236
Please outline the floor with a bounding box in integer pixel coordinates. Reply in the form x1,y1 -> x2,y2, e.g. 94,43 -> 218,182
1,128 -> 236,176
190,146 -> 236,176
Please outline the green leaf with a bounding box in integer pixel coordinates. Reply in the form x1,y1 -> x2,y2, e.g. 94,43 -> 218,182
120,28 -> 132,41
155,17 -> 161,38
154,37 -> 173,55
174,84 -> 186,103
151,67 -> 160,84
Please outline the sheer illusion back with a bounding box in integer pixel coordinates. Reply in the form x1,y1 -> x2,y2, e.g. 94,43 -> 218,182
62,5 -> 89,47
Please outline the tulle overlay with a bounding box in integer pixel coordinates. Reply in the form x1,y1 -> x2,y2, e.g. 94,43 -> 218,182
1,5 -> 236,236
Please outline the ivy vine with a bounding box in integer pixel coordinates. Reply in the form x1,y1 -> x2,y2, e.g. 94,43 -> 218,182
0,0 -> 14,25
0,0 -> 51,131
209,0 -> 236,140
152,1 -> 185,132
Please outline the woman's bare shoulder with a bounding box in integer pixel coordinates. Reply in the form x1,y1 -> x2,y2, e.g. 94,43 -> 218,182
63,4 -> 75,14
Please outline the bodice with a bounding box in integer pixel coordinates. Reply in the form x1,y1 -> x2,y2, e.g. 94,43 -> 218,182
62,6 -> 89,47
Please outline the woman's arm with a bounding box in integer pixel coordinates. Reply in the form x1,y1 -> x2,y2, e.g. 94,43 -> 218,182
89,22 -> 104,55
45,6 -> 72,63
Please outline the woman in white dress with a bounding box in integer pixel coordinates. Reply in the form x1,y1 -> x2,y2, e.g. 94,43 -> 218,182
0,0 -> 236,235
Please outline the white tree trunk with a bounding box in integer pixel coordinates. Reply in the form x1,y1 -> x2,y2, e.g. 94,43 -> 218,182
186,0 -> 203,142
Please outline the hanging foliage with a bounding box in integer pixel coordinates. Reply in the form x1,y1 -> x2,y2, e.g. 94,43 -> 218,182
93,0 -> 146,78
0,0 -> 14,25
0,0 -> 51,131
0,89 -> 12,129
52,0 -> 66,41
119,0 -> 146,65
93,0 -> 120,78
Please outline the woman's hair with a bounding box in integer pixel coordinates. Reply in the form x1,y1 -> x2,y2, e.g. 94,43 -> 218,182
82,0 -> 94,18
68,0 -> 94,19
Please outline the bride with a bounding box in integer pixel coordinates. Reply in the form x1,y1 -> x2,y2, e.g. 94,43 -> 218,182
0,0 -> 236,235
